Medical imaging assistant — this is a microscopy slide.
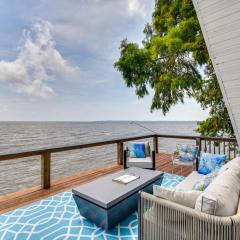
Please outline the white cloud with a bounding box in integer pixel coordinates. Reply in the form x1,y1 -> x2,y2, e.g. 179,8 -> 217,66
36,0 -> 153,61
127,0 -> 147,18
0,20 -> 78,98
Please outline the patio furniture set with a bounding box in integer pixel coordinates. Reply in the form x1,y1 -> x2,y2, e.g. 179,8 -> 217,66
72,142 -> 240,239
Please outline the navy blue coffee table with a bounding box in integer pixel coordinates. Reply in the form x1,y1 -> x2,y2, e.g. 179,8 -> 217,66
72,167 -> 163,229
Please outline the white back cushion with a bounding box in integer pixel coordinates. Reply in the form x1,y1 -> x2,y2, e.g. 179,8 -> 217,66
154,185 -> 201,209
219,157 -> 240,177
195,169 -> 240,216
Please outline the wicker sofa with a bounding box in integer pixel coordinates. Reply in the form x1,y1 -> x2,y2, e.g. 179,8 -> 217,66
138,157 -> 240,240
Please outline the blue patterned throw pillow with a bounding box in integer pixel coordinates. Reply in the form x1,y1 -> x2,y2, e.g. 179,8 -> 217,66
129,143 -> 146,158
193,170 -> 219,191
177,144 -> 197,161
198,152 -> 227,175
193,177 -> 211,191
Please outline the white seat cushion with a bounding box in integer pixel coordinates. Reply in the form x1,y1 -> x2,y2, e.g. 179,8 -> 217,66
154,186 -> 201,208
175,171 -> 203,191
127,157 -> 153,168
195,169 -> 240,216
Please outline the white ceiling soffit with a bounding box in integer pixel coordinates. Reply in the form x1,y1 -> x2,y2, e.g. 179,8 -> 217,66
192,0 -> 240,144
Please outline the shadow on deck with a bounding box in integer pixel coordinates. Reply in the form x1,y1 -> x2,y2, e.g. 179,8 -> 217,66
0,152 -> 193,214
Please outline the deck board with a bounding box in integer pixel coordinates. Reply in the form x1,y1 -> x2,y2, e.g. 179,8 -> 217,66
0,152 -> 194,214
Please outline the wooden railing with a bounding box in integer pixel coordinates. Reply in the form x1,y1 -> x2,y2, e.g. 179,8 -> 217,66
0,134 -> 238,190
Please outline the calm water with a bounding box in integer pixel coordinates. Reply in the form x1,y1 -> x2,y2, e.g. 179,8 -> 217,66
0,121 -> 198,195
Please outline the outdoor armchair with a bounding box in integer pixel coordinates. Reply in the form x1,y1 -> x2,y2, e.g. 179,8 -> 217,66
172,144 -> 198,174
123,142 -> 156,170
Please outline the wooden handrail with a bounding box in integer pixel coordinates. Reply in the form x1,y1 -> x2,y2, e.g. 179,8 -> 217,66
0,134 -> 237,161
0,134 -> 155,161
0,133 -> 237,189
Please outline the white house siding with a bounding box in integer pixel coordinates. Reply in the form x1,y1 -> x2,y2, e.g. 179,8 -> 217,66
192,0 -> 240,144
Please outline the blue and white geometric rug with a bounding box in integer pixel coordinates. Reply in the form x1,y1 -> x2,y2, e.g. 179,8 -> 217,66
0,173 -> 184,240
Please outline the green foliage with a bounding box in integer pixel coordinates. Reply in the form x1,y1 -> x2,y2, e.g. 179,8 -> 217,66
114,0 -> 234,137
195,63 -> 235,136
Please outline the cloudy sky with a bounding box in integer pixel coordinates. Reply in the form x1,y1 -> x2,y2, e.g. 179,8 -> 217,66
0,0 -> 209,121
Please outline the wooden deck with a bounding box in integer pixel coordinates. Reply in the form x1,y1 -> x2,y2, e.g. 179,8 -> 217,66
0,152 -> 193,214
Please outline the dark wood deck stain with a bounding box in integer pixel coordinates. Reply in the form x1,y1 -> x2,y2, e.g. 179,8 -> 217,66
0,152 -> 193,214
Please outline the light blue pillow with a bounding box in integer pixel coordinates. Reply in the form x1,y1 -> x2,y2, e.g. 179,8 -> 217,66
129,143 -> 146,158
177,144 -> 197,161
198,152 -> 227,175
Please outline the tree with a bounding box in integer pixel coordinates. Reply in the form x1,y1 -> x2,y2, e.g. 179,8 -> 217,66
114,0 -> 234,137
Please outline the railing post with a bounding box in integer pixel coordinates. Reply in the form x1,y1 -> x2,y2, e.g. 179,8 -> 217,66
196,137 -> 201,171
117,142 -> 123,165
153,135 -> 158,154
41,152 -> 51,189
